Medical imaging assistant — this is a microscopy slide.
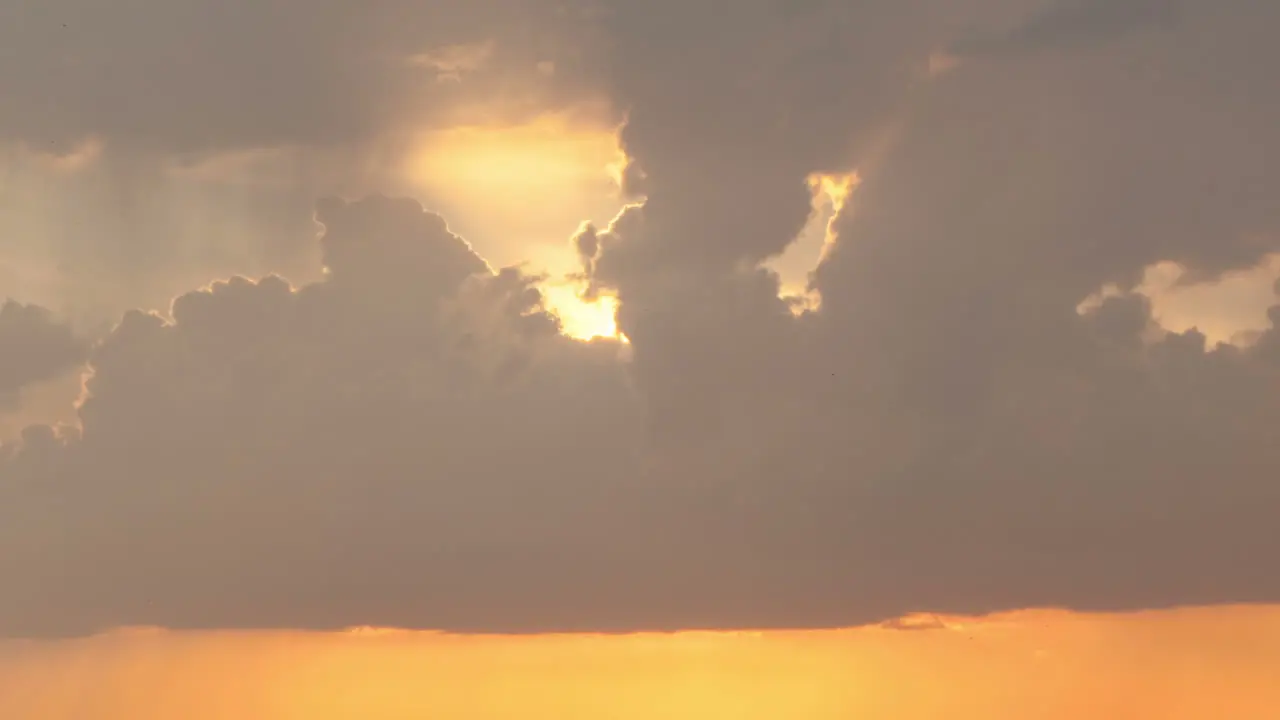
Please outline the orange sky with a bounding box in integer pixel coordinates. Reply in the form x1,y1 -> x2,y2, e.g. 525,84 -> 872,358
2,605 -> 1278,720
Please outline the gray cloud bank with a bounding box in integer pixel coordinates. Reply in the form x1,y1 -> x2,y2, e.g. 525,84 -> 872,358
950,0 -> 1179,57
0,301 -> 87,411
0,0 -> 596,153
1,0 -> 1279,637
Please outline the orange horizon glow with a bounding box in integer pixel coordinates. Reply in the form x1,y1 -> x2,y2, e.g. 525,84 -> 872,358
3,605 -> 1278,719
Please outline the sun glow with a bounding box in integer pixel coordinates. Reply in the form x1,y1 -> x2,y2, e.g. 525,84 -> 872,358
412,124 -> 618,194
404,111 -> 628,344
543,283 -> 622,341
404,111 -> 624,231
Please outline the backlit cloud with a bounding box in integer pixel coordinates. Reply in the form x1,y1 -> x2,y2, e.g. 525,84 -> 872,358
0,301 -> 86,412
1,0 -> 1279,638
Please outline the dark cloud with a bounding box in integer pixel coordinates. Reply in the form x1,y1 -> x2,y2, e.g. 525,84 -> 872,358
0,0 -> 597,153
952,0 -> 1179,57
2,191 -> 1278,637
0,300 -> 87,411
0,196 -> 651,637
3,0 -> 1280,637
813,0 -> 1280,416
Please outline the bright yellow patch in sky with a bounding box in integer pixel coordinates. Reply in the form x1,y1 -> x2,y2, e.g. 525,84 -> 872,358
2,606 -> 1278,719
542,283 -> 621,340
411,122 -> 618,196
404,112 -> 627,342
1077,254 -> 1280,346
769,171 -> 859,312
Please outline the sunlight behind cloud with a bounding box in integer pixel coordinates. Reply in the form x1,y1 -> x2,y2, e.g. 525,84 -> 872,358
542,283 -> 621,340
1077,254 -> 1280,346
3,4 -> 1280,712
411,122 -> 616,194
404,111 -> 624,243
403,110 -> 627,342
768,171 -> 858,311
1141,255 -> 1280,345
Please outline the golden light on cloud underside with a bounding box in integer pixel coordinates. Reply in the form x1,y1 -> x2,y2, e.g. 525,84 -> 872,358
2,607 -> 1279,719
404,111 -> 626,342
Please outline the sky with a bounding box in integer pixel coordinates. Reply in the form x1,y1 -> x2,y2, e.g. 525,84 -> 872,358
1,0 -> 1279,717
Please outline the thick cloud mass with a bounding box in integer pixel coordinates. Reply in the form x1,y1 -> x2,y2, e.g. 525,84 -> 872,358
2,0 -> 1280,637
0,301 -> 86,411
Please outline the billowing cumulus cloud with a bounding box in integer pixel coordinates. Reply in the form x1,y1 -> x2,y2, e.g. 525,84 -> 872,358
2,0 -> 1280,637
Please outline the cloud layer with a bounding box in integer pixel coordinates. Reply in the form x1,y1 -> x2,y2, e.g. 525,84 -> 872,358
0,301 -> 86,411
0,0 -> 596,153
1,0 -> 1279,637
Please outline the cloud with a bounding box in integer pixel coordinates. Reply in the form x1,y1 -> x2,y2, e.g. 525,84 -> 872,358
0,0 -> 596,153
0,301 -> 87,411
2,0 -> 1280,638
3,191 -> 1279,637
0,0 -> 612,335
951,0 -> 1179,58
0,196 -> 651,637
408,40 -> 497,83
